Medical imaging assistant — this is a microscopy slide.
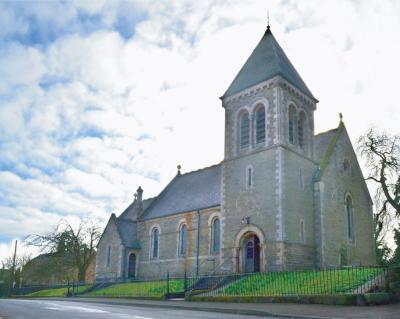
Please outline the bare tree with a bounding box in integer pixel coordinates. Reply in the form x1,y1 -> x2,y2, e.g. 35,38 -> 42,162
1,254 -> 31,271
358,128 -> 400,264
358,128 -> 400,215
26,218 -> 101,282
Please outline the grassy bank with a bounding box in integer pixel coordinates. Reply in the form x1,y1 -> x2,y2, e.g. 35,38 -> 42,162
24,285 -> 89,297
219,268 -> 383,296
87,279 -> 184,298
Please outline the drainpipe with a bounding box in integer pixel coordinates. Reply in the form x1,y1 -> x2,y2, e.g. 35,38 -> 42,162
196,210 -> 200,277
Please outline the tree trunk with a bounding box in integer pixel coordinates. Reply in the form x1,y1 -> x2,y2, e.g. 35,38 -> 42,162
77,268 -> 86,283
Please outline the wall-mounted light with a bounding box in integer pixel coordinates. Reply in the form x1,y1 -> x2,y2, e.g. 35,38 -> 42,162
241,216 -> 250,225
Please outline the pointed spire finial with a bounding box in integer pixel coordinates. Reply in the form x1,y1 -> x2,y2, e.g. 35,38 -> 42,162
339,112 -> 343,123
177,164 -> 181,175
265,10 -> 271,34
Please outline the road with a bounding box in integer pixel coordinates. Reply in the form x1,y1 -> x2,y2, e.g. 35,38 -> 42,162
0,299 -> 273,319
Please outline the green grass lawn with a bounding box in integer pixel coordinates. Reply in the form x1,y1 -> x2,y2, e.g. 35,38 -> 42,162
25,285 -> 89,297
87,279 -> 184,298
220,268 -> 384,296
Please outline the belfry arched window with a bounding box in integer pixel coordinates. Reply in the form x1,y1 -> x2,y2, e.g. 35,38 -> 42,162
298,111 -> 306,149
151,228 -> 159,259
239,111 -> 250,149
255,106 -> 266,144
179,224 -> 187,256
346,195 -> 354,241
212,218 -> 221,254
288,105 -> 296,144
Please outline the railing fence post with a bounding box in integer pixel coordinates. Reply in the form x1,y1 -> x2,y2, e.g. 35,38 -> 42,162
184,271 -> 187,295
166,271 -> 170,298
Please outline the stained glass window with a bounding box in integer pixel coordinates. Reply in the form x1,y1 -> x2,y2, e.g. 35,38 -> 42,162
240,112 -> 250,149
180,224 -> 187,256
212,218 -> 220,253
255,107 -> 265,144
346,196 -> 354,240
152,228 -> 159,258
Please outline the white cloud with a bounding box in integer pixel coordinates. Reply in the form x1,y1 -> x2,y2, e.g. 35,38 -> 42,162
0,0 -> 399,261
0,42 -> 46,94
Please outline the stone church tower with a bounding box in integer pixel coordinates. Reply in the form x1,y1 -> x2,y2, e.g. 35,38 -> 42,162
220,25 -> 320,272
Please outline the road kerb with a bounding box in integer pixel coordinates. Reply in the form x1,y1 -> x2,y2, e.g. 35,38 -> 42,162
28,297 -> 344,319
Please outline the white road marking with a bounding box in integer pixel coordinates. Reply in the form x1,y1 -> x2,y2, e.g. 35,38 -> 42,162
6,300 -> 156,318
42,302 -> 110,313
114,314 -> 153,319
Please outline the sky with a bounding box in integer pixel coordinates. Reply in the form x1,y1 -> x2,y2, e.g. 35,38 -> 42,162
0,0 -> 399,262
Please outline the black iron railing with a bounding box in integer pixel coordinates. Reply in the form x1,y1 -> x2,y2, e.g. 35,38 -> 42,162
10,266 -> 400,299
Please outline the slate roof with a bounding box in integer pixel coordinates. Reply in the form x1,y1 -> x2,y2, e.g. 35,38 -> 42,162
314,127 -> 340,163
119,198 -> 155,221
222,27 -> 316,100
142,164 -> 221,220
115,218 -> 140,249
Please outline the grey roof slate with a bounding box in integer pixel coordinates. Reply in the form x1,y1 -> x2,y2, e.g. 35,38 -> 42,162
115,218 -> 140,249
222,28 -> 315,100
143,164 -> 221,220
119,198 -> 155,221
314,128 -> 339,163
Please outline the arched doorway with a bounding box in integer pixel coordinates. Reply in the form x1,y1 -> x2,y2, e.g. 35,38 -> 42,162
234,226 -> 265,273
242,233 -> 261,273
128,253 -> 136,278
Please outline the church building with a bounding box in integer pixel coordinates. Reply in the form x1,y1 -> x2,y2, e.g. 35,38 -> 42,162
96,25 -> 376,280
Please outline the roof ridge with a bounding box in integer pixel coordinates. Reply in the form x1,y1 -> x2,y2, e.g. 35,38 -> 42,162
270,32 -> 315,101
315,127 -> 339,137
316,122 -> 345,180
179,162 -> 221,177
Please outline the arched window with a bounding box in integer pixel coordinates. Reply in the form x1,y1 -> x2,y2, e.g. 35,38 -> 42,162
300,220 -> 305,243
212,218 -> 220,254
179,224 -> 187,256
239,111 -> 250,149
288,105 -> 296,144
151,228 -> 159,259
346,195 -> 354,241
298,111 -> 306,149
255,106 -> 266,144
106,246 -> 111,267
343,159 -> 350,172
246,166 -> 253,189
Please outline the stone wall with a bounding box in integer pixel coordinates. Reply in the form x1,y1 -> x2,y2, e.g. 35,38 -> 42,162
95,217 -> 123,280
319,130 -> 376,266
281,147 -> 318,269
137,207 -> 221,279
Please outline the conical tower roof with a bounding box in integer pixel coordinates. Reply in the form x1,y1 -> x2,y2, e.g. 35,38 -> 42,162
222,27 -> 316,100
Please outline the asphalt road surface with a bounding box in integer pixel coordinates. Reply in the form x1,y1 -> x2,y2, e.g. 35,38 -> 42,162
0,299 -> 273,319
